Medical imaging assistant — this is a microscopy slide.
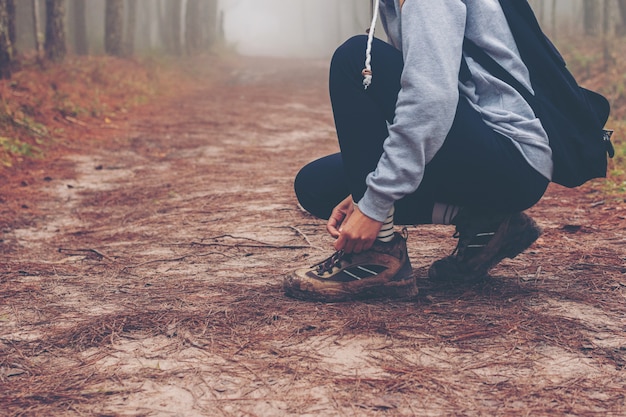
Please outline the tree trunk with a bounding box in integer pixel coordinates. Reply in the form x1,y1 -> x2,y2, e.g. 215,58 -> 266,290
158,0 -> 172,52
15,1 -> 34,51
73,0 -> 87,55
0,0 -> 13,78
185,0 -> 202,54
104,0 -> 123,56
602,0 -> 612,69
44,0 -> 66,62
136,0 -> 156,52
158,0 -> 184,54
617,0 -> 626,35
205,0 -> 219,47
124,0 -> 137,56
6,0 -> 14,47
603,0 -> 610,37
32,0 -> 43,58
165,0 -> 183,54
582,0 -> 598,36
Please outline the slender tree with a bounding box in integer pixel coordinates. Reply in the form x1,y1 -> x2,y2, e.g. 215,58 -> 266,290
44,0 -> 66,62
617,0 -> 626,35
0,0 -> 13,78
136,1 -> 156,52
105,0 -> 123,56
32,0 -> 43,59
14,1 -> 33,50
6,0 -> 14,48
159,0 -> 183,54
602,0 -> 613,69
603,0 -> 610,37
185,0 -> 202,54
204,0 -> 219,47
124,0 -> 137,56
73,0 -> 87,55
173,0 -> 183,53
582,0 -> 599,36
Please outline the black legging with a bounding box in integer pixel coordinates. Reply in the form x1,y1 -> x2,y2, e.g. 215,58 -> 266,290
295,35 -> 549,225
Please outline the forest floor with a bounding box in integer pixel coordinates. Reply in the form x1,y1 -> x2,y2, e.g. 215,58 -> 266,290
1,54 -> 625,416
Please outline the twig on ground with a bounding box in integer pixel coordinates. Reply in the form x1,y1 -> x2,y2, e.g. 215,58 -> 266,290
58,248 -> 111,261
64,116 -> 88,128
190,234 -> 311,250
573,263 -> 626,272
123,256 -> 189,270
288,226 -> 324,251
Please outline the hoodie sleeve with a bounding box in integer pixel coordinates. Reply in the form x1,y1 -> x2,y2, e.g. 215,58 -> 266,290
358,0 -> 467,222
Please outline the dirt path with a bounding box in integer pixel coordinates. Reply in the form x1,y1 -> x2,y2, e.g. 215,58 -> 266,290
1,57 -> 625,416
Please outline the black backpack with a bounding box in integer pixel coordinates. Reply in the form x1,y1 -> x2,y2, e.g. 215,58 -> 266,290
462,0 -> 614,188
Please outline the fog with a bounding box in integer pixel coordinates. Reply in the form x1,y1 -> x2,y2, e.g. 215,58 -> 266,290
221,0 -> 622,58
221,0 -> 371,58
12,0 -> 622,59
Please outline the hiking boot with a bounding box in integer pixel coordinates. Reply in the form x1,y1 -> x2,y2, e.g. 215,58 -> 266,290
428,211 -> 542,282
284,232 -> 417,302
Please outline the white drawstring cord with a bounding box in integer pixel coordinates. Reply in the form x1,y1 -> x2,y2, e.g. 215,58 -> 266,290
362,0 -> 380,89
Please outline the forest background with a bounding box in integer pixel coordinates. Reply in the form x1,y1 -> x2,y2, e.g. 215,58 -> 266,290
0,0 -> 625,185
1,1 -> 626,416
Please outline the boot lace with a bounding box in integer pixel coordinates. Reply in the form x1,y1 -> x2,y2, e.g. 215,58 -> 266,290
450,226 -> 497,261
315,250 -> 346,275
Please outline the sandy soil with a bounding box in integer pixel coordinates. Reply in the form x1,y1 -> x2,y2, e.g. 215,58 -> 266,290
1,57 -> 625,416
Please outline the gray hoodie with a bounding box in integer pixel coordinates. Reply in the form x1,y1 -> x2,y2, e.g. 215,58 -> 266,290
358,0 -> 553,222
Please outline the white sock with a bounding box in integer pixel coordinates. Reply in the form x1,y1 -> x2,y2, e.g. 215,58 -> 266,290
432,203 -> 460,225
377,206 -> 395,242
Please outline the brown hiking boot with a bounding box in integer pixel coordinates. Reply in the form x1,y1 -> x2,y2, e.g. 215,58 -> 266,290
284,232 -> 418,302
428,211 -> 542,282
